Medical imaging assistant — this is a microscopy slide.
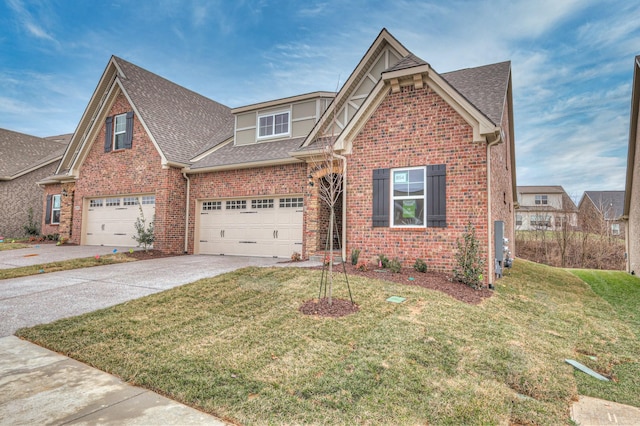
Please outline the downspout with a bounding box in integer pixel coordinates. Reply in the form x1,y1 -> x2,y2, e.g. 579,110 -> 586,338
334,153 -> 348,261
182,171 -> 190,254
486,132 -> 502,288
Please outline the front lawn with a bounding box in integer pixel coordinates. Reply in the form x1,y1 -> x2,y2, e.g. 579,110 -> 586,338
0,242 -> 31,251
17,260 -> 639,425
568,269 -> 640,407
0,253 -> 136,280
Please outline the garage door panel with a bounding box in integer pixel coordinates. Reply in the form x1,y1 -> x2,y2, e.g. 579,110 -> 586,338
197,197 -> 303,258
85,196 -> 155,247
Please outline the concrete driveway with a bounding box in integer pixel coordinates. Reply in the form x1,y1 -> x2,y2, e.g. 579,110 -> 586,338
0,245 -> 316,425
0,247 -> 288,337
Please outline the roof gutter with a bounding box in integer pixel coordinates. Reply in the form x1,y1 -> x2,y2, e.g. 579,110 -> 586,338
182,171 -> 190,254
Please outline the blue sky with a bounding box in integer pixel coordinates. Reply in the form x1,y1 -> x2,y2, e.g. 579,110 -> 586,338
1,0 -> 638,199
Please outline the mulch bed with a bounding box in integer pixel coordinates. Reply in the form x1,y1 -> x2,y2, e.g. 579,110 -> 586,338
299,298 -> 360,318
124,250 -> 184,261
301,263 -> 493,316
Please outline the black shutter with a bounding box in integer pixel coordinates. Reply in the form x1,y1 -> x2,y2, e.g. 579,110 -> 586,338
124,111 -> 134,149
372,168 -> 390,227
45,194 -> 52,225
427,164 -> 446,227
104,116 -> 113,152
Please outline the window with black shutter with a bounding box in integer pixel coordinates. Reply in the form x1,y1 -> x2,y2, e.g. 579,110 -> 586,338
371,165 -> 446,228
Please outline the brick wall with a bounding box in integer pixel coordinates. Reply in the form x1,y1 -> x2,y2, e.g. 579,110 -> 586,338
490,98 -> 516,261
187,163 -> 307,254
342,84 -> 490,277
1,162 -> 58,238
70,92 -> 185,253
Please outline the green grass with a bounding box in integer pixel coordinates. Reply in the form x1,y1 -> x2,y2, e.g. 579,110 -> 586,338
17,260 -> 640,425
568,269 -> 640,407
0,242 -> 31,251
0,254 -> 136,280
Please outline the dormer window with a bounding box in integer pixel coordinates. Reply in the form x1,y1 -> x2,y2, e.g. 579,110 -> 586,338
258,111 -> 290,138
535,195 -> 548,205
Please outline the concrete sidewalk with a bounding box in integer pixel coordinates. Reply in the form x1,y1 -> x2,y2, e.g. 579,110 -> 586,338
571,395 -> 640,425
0,336 -> 224,425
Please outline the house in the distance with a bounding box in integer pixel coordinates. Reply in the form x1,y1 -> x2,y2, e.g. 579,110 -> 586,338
578,191 -> 625,237
0,129 -> 71,238
623,55 -> 640,275
40,28 -> 517,287
515,186 -> 577,230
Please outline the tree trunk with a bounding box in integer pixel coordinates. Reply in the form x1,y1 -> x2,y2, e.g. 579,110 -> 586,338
328,207 -> 334,305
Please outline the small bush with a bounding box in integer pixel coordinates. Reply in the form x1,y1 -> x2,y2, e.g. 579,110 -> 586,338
23,208 -> 39,236
413,258 -> 428,273
132,207 -> 154,251
45,233 -> 59,241
378,254 -> 390,269
350,248 -> 361,265
389,258 -> 402,273
453,221 -> 485,289
356,261 -> 369,272
291,252 -> 301,261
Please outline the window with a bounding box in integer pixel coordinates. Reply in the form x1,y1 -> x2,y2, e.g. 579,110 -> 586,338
280,197 -> 303,208
114,114 -> 127,149
226,200 -> 247,210
104,112 -> 133,152
51,194 -> 61,224
106,198 -> 121,207
392,167 -> 426,227
252,199 -> 274,209
535,195 -> 548,205
89,199 -> 103,208
530,214 -> 551,228
142,196 -> 155,205
516,214 -> 522,226
611,223 -> 620,235
202,201 -> 221,211
373,165 -> 445,228
123,197 -> 138,206
258,111 -> 289,138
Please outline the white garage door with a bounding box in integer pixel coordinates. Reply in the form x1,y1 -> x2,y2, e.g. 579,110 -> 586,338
84,195 -> 155,247
197,197 -> 303,258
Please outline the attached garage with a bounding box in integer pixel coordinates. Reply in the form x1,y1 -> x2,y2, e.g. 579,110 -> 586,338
84,195 -> 155,247
197,196 -> 303,258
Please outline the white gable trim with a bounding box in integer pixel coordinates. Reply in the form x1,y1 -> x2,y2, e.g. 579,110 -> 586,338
67,76 -> 169,176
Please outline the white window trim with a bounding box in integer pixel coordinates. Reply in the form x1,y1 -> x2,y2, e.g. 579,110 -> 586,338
257,110 -> 291,140
113,113 -> 127,150
51,194 -> 61,225
390,166 -> 426,228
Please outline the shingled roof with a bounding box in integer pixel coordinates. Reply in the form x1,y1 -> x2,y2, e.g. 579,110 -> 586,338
441,61 -> 511,125
114,57 -> 234,164
0,128 -> 69,180
191,137 -> 305,170
581,190 -> 625,220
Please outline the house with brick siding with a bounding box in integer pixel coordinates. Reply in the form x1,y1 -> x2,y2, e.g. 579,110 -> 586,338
0,129 -> 70,238
42,28 -> 516,286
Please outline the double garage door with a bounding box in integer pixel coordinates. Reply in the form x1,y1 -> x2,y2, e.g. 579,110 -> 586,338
197,196 -> 303,258
84,195 -> 155,247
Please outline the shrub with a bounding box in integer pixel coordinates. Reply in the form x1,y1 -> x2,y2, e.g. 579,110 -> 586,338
413,258 -> 428,273
453,221 -> 485,289
291,252 -> 301,262
23,208 -> 39,236
350,248 -> 361,265
45,233 -> 59,241
378,254 -> 390,269
389,258 -> 402,273
132,207 -> 154,251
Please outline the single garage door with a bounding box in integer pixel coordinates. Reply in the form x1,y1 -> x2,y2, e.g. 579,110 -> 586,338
198,196 -> 303,258
84,195 -> 155,247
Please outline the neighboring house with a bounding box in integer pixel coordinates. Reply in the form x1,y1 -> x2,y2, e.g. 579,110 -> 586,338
624,55 -> 640,275
41,28 -> 516,286
515,186 -> 577,230
0,129 -> 70,238
578,191 -> 625,237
